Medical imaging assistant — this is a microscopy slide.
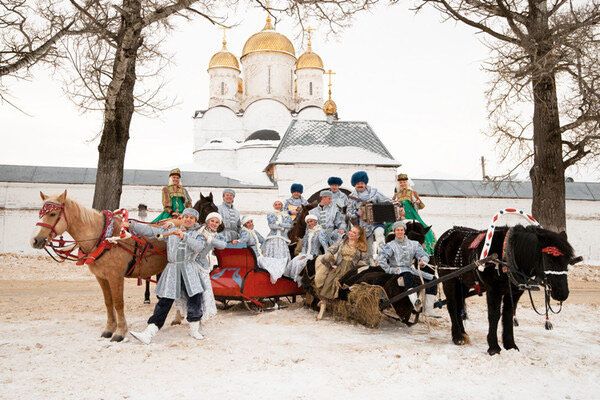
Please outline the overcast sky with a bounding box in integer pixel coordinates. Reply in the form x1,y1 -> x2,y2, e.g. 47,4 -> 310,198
0,2 -> 597,181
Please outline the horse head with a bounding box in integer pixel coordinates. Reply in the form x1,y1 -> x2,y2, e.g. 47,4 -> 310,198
535,228 -> 574,302
31,190 -> 69,249
195,192 -> 219,224
405,221 -> 430,245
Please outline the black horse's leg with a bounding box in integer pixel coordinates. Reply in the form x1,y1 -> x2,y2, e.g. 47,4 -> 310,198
486,290 -> 503,355
443,280 -> 466,345
502,290 -> 523,351
144,280 -> 151,304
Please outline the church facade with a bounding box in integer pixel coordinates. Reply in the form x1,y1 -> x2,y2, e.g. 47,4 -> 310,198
192,14 -> 400,199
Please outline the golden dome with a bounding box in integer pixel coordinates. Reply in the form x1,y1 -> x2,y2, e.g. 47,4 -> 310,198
208,40 -> 240,71
296,30 -> 323,71
241,16 -> 295,59
296,50 -> 324,71
323,99 -> 337,115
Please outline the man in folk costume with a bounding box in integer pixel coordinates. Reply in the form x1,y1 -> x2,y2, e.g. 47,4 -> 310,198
285,214 -> 329,286
377,221 -> 440,317
234,216 -> 265,257
309,190 -> 346,245
217,188 -> 241,241
124,208 -> 209,344
283,183 -> 308,219
153,168 -> 193,222
393,173 -> 436,255
328,176 -> 348,213
347,170 -> 392,262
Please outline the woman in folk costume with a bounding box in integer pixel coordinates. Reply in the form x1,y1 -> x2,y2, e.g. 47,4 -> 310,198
392,173 -> 436,255
234,216 -> 265,257
285,214 -> 329,286
124,208 -> 208,344
153,168 -> 193,222
259,200 -> 293,283
313,225 -> 370,320
283,183 -> 308,218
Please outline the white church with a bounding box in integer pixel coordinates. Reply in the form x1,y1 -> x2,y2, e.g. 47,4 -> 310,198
191,14 -> 400,198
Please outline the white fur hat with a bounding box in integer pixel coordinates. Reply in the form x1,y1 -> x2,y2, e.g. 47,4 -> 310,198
206,212 -> 222,223
241,216 -> 253,226
305,214 -> 318,223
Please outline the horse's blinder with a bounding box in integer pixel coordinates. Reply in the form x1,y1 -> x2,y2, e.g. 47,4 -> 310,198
36,201 -> 68,238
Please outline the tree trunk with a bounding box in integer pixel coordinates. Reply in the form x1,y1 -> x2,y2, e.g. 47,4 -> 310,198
92,0 -> 142,211
528,0 -> 566,232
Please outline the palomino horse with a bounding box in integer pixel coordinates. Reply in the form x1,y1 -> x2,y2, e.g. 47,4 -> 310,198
31,191 -> 168,342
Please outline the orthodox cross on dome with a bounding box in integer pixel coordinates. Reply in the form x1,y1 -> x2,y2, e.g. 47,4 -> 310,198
304,26 -> 315,48
219,26 -> 230,48
325,69 -> 335,99
323,69 -> 338,116
263,0 -> 274,30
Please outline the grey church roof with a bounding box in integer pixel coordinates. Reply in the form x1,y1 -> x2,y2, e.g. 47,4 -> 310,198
412,179 -> 600,201
0,165 -> 276,188
268,119 -> 400,166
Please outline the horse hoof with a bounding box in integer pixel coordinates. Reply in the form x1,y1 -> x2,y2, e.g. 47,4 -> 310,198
487,347 -> 501,356
110,335 -> 124,342
144,299 -> 151,304
504,344 -> 519,351
453,338 -> 466,346
170,319 -> 182,326
101,331 -> 113,339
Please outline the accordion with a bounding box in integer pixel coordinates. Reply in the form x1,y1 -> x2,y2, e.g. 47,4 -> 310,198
360,203 -> 403,225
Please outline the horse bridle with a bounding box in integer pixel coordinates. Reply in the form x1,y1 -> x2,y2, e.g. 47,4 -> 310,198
37,201 -> 69,240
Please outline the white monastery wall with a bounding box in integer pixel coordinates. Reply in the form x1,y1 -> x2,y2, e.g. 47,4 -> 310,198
5,181 -> 597,264
419,196 -> 600,264
0,182 -> 275,255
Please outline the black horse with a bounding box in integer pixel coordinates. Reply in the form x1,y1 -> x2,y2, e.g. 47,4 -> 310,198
434,224 -> 575,355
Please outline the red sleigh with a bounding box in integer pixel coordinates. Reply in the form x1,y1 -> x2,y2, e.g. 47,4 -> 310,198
210,246 -> 305,311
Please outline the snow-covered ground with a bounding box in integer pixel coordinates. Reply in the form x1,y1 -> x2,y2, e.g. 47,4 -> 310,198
1,254 -> 599,400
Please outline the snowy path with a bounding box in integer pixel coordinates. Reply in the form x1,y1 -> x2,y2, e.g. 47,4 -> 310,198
1,255 -> 599,400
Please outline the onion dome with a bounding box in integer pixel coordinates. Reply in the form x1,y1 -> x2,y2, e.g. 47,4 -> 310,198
208,38 -> 240,72
296,31 -> 323,71
323,69 -> 337,116
241,15 -> 295,59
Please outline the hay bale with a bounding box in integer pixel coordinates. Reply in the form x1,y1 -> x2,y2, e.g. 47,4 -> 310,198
332,299 -> 350,322
347,283 -> 386,328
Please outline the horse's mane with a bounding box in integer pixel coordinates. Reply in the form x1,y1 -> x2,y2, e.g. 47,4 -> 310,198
512,225 -> 574,259
65,197 -> 102,225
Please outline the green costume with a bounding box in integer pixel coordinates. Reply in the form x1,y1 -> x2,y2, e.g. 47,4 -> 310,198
383,200 -> 436,255
153,169 -> 193,222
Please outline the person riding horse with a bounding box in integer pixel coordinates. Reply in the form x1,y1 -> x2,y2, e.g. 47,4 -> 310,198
309,190 -> 346,245
377,220 -> 440,317
153,168 -> 192,222
217,188 -> 241,241
347,171 -> 393,263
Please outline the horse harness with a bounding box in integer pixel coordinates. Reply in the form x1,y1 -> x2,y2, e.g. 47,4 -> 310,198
37,201 -> 165,283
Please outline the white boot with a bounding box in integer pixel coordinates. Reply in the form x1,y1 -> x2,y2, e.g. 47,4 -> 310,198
188,321 -> 204,340
130,324 -> 158,345
424,294 -> 442,318
408,293 -> 422,312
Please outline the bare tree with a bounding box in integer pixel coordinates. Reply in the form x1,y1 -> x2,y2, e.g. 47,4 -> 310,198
403,0 -> 600,231
0,0 -> 85,106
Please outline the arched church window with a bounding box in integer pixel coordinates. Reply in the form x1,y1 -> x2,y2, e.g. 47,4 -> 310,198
309,82 -> 313,96
267,66 -> 271,94
221,82 -> 225,96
